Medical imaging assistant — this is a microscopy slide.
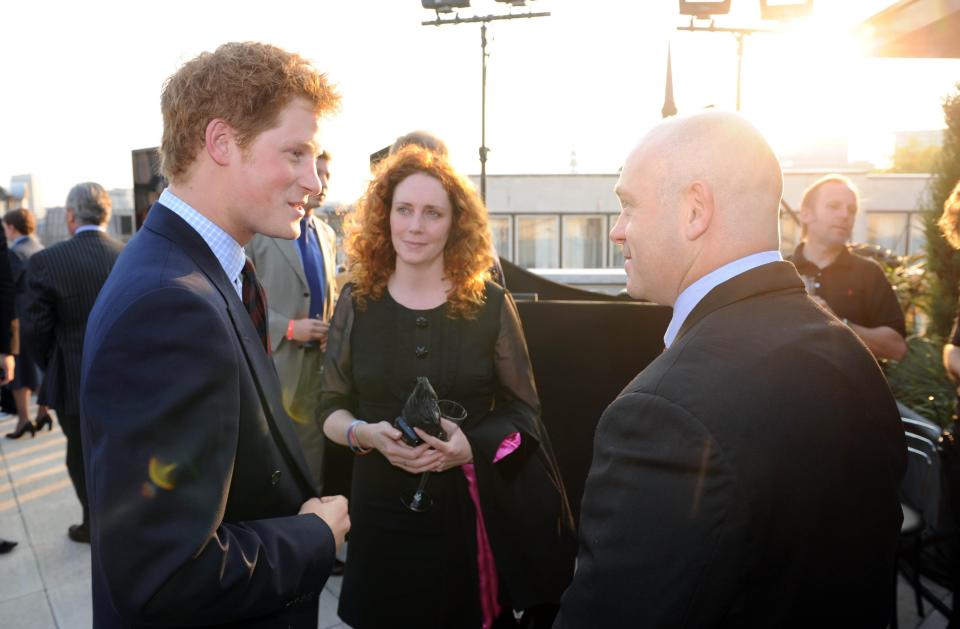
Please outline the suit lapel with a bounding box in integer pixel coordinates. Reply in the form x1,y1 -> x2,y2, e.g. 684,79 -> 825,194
144,205 -> 316,489
674,261 -> 805,344
275,237 -> 308,287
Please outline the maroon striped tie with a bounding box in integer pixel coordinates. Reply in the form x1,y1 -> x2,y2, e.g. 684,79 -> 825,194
240,259 -> 270,355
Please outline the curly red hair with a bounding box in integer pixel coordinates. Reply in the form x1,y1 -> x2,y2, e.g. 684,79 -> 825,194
347,146 -> 493,318
939,180 -> 960,250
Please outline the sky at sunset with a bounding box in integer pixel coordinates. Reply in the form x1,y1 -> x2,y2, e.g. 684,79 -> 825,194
1,0 -> 958,211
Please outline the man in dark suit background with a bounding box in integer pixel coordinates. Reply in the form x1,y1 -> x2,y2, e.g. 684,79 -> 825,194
80,42 -> 349,628
555,110 -> 906,628
23,183 -> 123,543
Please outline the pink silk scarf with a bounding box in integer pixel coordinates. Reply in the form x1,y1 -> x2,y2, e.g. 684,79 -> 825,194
461,432 -> 522,629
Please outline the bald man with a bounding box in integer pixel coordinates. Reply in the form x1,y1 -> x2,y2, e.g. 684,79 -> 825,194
554,111 -> 906,628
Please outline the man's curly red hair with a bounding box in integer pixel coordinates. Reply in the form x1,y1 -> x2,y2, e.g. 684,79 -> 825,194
347,146 -> 493,318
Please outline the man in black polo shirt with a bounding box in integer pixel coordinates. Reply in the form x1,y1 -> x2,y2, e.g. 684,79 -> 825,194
788,174 -> 907,361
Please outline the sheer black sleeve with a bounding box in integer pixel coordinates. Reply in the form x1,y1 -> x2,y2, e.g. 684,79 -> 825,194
317,284 -> 356,425
465,290 -> 543,464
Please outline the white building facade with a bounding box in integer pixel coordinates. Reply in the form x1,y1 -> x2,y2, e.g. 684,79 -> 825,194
475,170 -> 933,273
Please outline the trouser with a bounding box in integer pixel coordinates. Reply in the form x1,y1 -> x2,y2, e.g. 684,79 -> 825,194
57,412 -> 88,524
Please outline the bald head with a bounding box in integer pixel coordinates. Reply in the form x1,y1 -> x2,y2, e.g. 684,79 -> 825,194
640,110 -> 781,244
612,111 -> 783,304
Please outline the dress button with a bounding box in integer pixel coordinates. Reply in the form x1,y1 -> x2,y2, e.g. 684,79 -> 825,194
271,470 -> 282,486
415,316 -> 429,329
415,346 -> 429,359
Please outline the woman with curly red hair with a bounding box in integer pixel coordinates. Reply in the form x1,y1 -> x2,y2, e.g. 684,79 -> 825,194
319,146 -> 575,628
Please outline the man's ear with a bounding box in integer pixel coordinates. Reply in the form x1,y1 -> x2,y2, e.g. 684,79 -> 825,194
683,180 -> 714,241
204,118 -> 236,166
798,204 -> 813,226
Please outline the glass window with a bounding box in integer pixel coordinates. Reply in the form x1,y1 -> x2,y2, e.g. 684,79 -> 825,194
908,212 -> 927,256
866,212 -> 909,256
608,215 -> 624,268
488,215 -> 512,262
562,215 -> 605,268
516,215 -> 559,268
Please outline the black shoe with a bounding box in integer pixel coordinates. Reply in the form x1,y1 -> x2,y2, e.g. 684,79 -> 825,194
34,412 -> 53,432
67,522 -> 90,544
5,421 -> 36,440
331,558 -> 346,576
0,539 -> 17,554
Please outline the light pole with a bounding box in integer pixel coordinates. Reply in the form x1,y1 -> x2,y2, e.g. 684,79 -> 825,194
675,20 -> 773,111
421,2 -> 550,202
676,1 -> 813,111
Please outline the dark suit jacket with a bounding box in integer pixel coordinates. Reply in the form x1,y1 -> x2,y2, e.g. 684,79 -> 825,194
80,204 -> 336,628
23,229 -> 123,417
9,235 -> 43,316
555,261 -> 906,628
0,236 -> 14,355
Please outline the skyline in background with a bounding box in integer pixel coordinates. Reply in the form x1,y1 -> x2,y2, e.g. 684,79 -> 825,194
2,0 -> 958,210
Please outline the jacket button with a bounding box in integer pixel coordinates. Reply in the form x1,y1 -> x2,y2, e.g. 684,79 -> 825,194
415,346 -> 428,359
415,316 -> 429,329
271,470 -> 281,485
303,292 -> 309,298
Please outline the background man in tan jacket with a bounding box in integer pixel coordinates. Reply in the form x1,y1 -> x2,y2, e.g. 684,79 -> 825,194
247,151 -> 338,490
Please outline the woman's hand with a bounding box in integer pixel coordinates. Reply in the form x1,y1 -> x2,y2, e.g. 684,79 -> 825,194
415,418 -> 474,472
357,421 -> 442,474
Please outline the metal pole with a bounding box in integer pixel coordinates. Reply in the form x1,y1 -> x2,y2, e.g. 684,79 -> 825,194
676,23 -> 773,112
480,22 -> 488,203
422,10 -> 550,203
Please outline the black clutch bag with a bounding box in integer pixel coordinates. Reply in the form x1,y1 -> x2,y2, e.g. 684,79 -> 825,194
393,376 -> 447,447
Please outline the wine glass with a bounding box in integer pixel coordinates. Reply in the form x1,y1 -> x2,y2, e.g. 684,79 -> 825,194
402,400 -> 468,512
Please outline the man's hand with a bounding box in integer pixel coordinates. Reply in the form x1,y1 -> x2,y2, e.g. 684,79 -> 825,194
290,318 -> 329,344
290,318 -> 329,343
300,495 -> 350,551
0,354 -> 14,386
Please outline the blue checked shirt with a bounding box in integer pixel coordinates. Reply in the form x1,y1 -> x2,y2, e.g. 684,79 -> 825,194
159,189 -> 246,298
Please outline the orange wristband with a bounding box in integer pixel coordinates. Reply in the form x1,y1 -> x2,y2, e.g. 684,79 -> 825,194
286,319 -> 295,341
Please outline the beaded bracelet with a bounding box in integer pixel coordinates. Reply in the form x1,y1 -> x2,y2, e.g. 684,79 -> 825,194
346,420 -> 372,455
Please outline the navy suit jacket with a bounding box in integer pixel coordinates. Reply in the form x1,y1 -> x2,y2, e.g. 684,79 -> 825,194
81,204 -> 335,628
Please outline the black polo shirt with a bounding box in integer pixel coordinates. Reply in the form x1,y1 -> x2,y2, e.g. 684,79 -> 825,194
788,243 -> 906,337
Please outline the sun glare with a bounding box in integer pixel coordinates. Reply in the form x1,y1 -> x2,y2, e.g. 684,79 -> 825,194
725,1 -> 894,167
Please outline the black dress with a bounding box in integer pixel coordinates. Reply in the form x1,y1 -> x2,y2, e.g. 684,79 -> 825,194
318,281 -> 575,629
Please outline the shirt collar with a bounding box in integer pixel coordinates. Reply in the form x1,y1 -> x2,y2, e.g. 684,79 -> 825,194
663,250 -> 783,348
11,235 -> 30,247
159,188 -> 246,291
75,225 -> 106,235
792,242 -> 852,271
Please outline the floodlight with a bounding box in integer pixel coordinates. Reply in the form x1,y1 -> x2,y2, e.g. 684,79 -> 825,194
421,0 -> 470,13
678,1 -> 731,19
